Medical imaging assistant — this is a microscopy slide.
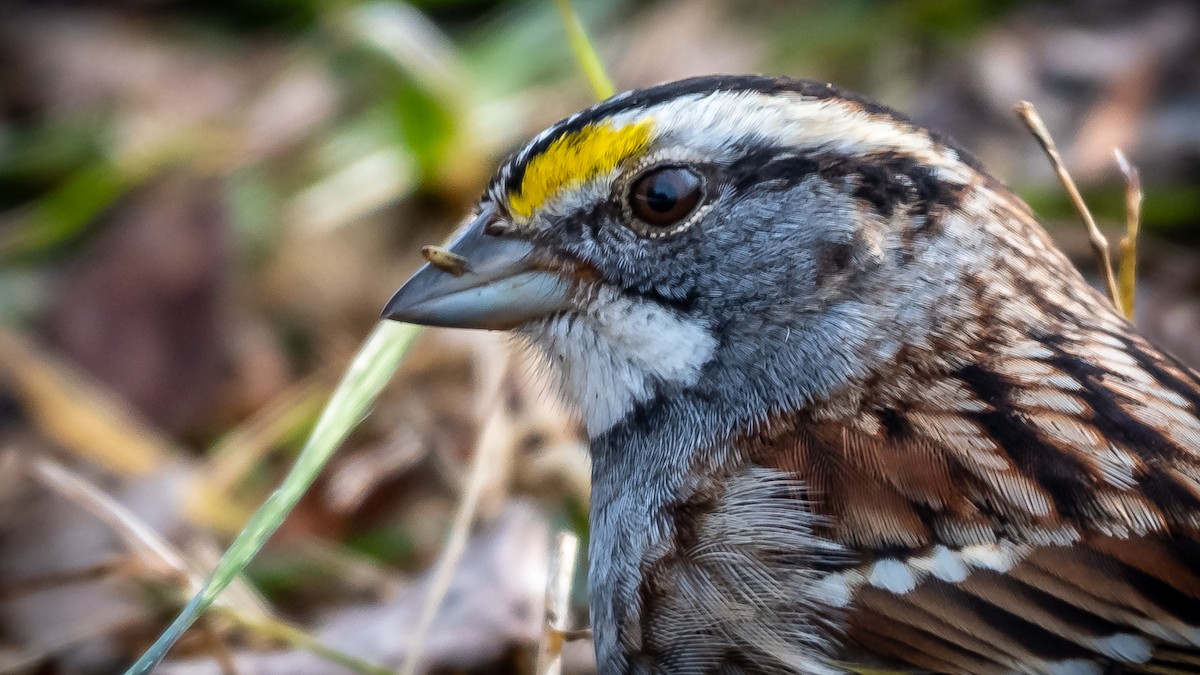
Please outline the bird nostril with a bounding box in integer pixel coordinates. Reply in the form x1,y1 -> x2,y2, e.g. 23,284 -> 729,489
483,213 -> 512,237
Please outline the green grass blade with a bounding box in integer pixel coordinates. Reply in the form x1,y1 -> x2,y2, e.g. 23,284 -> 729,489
0,159 -> 136,263
554,0 -> 614,100
124,320 -> 423,674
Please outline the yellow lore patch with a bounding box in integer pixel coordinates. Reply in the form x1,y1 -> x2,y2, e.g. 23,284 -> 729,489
507,119 -> 654,219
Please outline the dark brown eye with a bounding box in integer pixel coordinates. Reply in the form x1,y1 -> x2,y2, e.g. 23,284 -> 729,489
628,166 -> 703,228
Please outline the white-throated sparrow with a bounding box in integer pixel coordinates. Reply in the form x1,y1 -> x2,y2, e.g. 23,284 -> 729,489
382,76 -> 1200,674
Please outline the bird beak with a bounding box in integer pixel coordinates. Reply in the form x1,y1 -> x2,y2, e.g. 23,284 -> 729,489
381,207 -> 572,330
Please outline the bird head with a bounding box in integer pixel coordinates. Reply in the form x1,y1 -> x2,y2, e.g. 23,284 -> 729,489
383,75 -> 1100,438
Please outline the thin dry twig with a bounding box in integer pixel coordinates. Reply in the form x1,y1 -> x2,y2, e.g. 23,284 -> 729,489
20,454 -> 247,671
22,454 -> 390,675
1113,148 -> 1143,322
399,350 -> 513,675
397,421 -> 497,675
536,532 -> 580,675
1016,101 -> 1123,315
0,555 -> 133,602
26,454 -> 193,584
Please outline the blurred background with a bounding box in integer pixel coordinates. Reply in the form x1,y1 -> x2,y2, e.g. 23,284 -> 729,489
0,0 -> 1197,673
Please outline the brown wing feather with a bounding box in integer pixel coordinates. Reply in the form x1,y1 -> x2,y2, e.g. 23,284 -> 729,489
741,319 -> 1200,673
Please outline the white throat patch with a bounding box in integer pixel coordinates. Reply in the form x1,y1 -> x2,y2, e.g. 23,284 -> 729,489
522,287 -> 717,436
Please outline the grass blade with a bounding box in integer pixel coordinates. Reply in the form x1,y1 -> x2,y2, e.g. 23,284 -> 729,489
554,0 -> 614,100
1114,148 -> 1142,322
124,320 -> 422,674
1016,101 -> 1122,315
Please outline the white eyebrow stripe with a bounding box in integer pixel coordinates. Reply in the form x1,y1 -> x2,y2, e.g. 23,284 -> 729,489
490,87 -> 981,213
630,91 -> 974,182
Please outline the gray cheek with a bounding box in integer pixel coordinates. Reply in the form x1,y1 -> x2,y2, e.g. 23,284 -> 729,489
537,176 -> 871,324
685,199 -> 818,309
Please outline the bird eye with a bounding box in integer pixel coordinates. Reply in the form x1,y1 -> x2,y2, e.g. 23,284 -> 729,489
628,166 -> 704,229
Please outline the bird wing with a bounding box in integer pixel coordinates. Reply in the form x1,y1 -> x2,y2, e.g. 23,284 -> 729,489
743,322 -> 1200,674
